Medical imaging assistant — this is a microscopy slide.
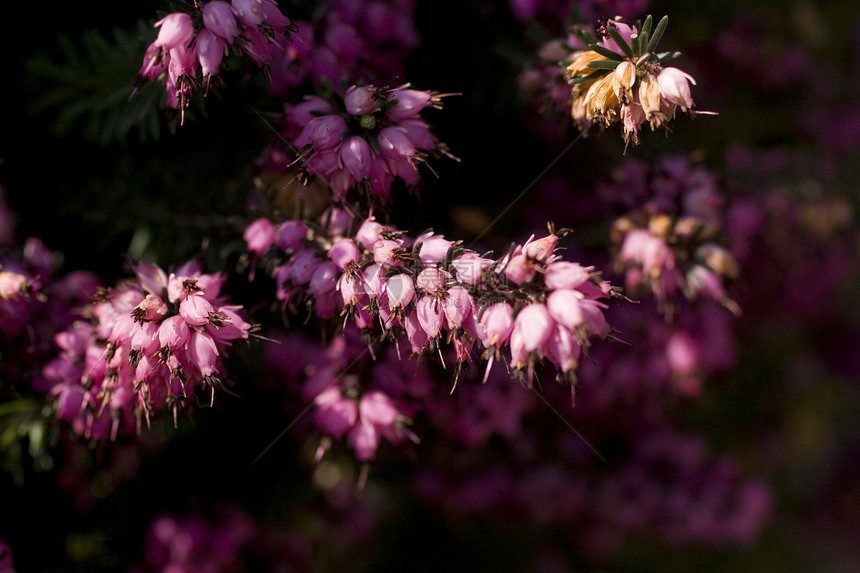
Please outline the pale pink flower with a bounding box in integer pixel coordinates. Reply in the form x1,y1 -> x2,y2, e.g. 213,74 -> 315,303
657,67 -> 697,111
202,1 -> 240,42
154,13 -> 194,50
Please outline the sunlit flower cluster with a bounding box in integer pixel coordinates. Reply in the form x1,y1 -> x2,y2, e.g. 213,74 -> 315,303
564,15 -> 706,146
276,83 -> 456,202
133,0 -> 295,118
245,209 -> 619,400
36,261 -> 252,441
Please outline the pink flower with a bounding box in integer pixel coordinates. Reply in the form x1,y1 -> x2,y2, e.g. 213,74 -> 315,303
657,67 -> 697,111
359,391 -> 398,427
544,261 -> 593,290
416,296 -> 444,339
132,294 -> 167,322
244,217 -> 277,257
157,315 -> 190,352
513,303 -> 554,354
195,30 -> 227,78
479,302 -> 514,347
275,220 -> 308,250
348,419 -> 379,461
340,136 -> 375,180
179,294 -> 215,326
344,85 -> 379,116
414,231 -> 454,264
232,0 -> 265,27
188,330 -> 220,378
416,266 -> 448,294
444,286 -> 473,331
203,1 -> 240,42
154,13 -> 194,50
328,238 -> 362,271
545,289 -> 585,332
385,274 -> 415,313
314,387 -> 358,437
450,252 -> 493,285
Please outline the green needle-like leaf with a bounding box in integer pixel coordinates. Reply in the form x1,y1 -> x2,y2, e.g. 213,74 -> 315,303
640,14 -> 654,37
587,60 -> 622,70
647,15 -> 669,53
587,43 -> 626,61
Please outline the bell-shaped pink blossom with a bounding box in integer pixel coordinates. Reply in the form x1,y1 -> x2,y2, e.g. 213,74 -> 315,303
203,1 -> 240,42
403,309 -> 429,353
544,261 -> 593,290
157,315 -> 190,351
328,238 -> 361,271
657,67 -> 697,111
275,221 -> 308,250
340,136 -> 374,181
513,303 -> 554,353
504,253 -> 536,284
179,294 -> 215,326
545,324 -> 580,374
546,289 -> 585,332
416,266 -> 448,294
348,419 -> 379,461
359,391 -> 398,427
244,217 -> 277,257
295,115 -> 347,151
451,252 -> 493,285
188,330 -> 220,377
416,295 -> 444,339
134,261 -> 169,297
309,261 -> 340,297
414,231 -> 454,264
314,387 -> 358,437
386,89 -> 434,120
344,85 -> 379,116
386,273 -> 415,312
479,302 -> 514,347
372,238 -> 405,267
130,321 -> 160,355
154,13 -> 194,50
444,286 -> 473,331
195,30 -> 227,77
207,306 -> 250,342
522,233 -> 558,261
232,0 -> 265,27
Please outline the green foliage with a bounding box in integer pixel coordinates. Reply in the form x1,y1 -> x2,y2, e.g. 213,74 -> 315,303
0,399 -> 53,486
26,20 -> 166,144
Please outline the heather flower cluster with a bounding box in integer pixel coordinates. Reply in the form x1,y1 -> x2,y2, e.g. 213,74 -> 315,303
563,15 -> 706,145
601,155 -> 741,316
133,0 -> 295,116
268,0 -> 420,95
35,261 -> 252,441
246,207 -> 618,402
275,83 -> 456,202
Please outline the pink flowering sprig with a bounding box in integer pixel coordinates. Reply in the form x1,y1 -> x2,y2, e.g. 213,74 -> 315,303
279,82 -> 458,202
37,260 -> 253,441
245,208 -> 621,402
133,0 -> 297,120
267,0 -> 421,95
561,15 -> 714,146
603,156 -> 741,317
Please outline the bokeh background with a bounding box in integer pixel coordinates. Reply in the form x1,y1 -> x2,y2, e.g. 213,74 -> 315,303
3,0 -> 860,571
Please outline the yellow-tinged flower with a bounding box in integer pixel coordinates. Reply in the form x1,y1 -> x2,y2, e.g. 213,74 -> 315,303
638,72 -> 668,127
584,73 -> 620,124
564,50 -> 608,81
612,61 -> 637,104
